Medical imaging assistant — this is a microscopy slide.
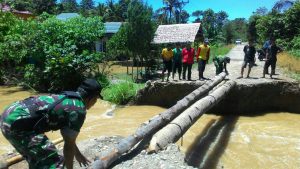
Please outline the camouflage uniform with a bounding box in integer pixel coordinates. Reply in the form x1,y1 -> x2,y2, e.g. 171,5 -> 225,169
213,56 -> 227,75
0,94 -> 86,169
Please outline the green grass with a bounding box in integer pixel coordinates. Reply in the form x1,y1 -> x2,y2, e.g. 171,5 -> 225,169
209,44 -> 234,63
101,81 -> 144,105
289,50 -> 300,59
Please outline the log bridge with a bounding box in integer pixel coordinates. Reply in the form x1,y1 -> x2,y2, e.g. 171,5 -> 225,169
92,72 -> 236,169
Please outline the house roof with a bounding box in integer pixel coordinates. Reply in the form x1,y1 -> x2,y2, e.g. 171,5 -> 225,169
104,22 -> 122,34
0,4 -> 33,15
152,23 -> 202,44
56,13 -> 80,21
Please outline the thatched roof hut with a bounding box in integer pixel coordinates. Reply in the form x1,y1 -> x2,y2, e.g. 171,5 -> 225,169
152,23 -> 202,44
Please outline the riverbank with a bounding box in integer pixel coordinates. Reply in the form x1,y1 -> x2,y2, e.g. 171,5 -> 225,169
1,45 -> 300,169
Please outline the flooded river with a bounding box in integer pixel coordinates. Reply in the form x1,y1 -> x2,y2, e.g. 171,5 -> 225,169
1,86 -> 300,169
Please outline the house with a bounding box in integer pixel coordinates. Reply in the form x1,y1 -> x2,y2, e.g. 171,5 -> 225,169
0,4 -> 34,19
56,13 -> 80,21
152,23 -> 202,44
95,22 -> 123,52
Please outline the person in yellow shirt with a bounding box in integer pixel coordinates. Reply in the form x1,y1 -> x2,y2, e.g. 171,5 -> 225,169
196,38 -> 210,80
161,45 -> 174,82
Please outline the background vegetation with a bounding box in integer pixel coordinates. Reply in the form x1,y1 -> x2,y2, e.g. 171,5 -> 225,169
1,0 -> 299,104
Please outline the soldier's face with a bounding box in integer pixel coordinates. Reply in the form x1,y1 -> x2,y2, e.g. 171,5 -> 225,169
86,97 -> 97,110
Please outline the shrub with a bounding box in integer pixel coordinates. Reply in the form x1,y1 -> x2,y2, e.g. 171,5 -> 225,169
0,14 -> 105,91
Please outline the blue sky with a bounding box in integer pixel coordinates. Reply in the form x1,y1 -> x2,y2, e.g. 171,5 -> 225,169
87,0 -> 280,20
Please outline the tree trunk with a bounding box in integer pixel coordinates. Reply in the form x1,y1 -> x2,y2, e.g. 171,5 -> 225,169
126,58 -> 129,75
91,72 -> 227,169
148,80 -> 236,152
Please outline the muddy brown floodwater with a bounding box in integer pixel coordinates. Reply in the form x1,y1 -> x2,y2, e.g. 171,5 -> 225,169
1,86 -> 300,169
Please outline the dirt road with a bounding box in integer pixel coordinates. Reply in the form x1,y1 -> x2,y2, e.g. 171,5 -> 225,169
184,44 -> 296,84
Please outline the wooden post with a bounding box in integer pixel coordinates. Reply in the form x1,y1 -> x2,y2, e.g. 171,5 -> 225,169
91,72 -> 227,169
148,80 -> 236,152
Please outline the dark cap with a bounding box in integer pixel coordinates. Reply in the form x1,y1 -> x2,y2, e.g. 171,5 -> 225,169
78,78 -> 102,99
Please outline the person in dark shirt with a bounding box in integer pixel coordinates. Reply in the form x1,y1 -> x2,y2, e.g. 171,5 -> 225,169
262,38 -> 282,79
239,41 -> 256,78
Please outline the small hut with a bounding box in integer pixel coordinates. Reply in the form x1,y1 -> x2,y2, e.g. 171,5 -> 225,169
0,4 -> 34,19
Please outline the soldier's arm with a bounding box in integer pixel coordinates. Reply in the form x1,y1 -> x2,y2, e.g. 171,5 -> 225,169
61,130 -> 78,169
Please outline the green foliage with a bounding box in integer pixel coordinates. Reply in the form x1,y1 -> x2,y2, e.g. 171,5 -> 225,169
127,0 -> 155,57
255,1 -> 300,48
95,72 -> 110,89
289,36 -> 300,58
247,14 -> 261,42
101,81 -> 144,104
31,0 -> 56,14
0,15 -> 105,92
222,22 -> 234,44
61,0 -> 78,12
107,25 -> 128,59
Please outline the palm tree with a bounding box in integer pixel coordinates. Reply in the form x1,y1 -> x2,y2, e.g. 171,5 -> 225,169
155,0 -> 189,24
273,0 -> 294,13
192,10 -> 203,23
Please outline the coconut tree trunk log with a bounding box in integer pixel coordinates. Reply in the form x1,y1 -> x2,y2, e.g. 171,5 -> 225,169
91,72 -> 227,169
148,80 -> 236,152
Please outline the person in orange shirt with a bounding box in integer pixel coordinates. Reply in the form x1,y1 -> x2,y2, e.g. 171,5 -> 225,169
196,38 -> 210,80
161,45 -> 173,82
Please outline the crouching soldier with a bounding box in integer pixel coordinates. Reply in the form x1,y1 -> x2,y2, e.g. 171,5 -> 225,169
0,78 -> 102,169
213,55 -> 230,75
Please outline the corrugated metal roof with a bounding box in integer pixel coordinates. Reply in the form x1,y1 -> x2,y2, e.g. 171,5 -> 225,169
152,23 -> 201,44
56,13 -> 80,21
104,22 -> 122,34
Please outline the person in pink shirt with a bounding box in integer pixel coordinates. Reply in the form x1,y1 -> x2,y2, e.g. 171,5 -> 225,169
182,43 -> 195,81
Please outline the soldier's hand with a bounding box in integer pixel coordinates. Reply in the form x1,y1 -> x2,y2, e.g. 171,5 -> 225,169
75,152 -> 91,167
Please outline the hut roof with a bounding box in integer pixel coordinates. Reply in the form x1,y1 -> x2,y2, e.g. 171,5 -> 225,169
56,13 -> 80,21
152,23 -> 201,44
104,22 -> 122,34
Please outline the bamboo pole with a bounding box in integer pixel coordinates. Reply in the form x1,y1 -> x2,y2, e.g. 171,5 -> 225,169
148,80 -> 236,152
91,72 -> 227,169
0,138 -> 63,169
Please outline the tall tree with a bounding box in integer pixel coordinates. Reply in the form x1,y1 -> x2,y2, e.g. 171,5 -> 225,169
103,0 -> 130,21
215,10 -> 228,32
180,10 -> 189,23
223,22 -> 234,44
61,0 -> 78,12
202,9 -> 216,39
126,0 -> 154,79
247,14 -> 261,42
255,7 -> 268,15
153,8 -> 168,24
192,10 -> 203,23
154,0 -> 189,24
32,0 -> 56,14
5,0 -> 33,11
80,0 -> 94,10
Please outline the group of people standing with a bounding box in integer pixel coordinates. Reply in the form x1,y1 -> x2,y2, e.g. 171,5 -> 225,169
239,37 -> 282,79
161,38 -> 212,82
